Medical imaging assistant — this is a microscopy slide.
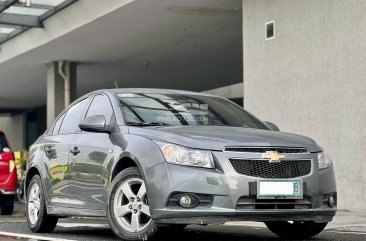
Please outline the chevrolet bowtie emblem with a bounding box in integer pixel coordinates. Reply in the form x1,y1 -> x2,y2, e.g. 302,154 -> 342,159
262,151 -> 285,163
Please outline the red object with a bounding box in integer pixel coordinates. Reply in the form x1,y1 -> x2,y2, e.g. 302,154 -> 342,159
0,131 -> 17,194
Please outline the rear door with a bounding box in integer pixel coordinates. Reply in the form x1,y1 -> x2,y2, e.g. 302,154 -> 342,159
43,98 -> 90,208
68,94 -> 115,210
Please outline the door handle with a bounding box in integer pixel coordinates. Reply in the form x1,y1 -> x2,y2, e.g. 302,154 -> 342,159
70,146 -> 80,156
45,146 -> 55,153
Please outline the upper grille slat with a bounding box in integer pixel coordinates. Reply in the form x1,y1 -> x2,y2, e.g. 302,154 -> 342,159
229,159 -> 311,178
224,147 -> 309,154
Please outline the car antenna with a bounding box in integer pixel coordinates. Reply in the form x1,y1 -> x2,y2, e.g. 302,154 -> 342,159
114,81 -> 119,88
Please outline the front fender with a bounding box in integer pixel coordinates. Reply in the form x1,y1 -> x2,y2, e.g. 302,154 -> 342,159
108,133 -> 166,177
108,133 -> 170,213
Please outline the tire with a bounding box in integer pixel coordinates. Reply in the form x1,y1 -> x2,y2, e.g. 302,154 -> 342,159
26,175 -> 58,233
16,181 -> 26,204
0,195 -> 14,215
107,167 -> 157,241
265,221 -> 327,239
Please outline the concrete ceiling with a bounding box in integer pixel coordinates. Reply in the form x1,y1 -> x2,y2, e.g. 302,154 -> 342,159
0,0 -> 242,109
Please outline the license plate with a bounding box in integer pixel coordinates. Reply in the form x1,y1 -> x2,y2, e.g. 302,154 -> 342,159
257,180 -> 303,199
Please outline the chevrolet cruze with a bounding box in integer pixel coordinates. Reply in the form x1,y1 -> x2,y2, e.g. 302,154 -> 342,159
25,89 -> 337,240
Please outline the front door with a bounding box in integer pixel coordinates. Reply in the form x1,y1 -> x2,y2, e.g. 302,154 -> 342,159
68,132 -> 112,210
68,94 -> 115,210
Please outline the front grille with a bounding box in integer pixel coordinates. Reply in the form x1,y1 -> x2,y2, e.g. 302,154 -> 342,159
236,196 -> 313,210
229,159 -> 311,178
224,147 -> 309,153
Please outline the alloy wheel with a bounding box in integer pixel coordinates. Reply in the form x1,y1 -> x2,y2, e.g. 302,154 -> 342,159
28,183 -> 41,225
113,178 -> 151,233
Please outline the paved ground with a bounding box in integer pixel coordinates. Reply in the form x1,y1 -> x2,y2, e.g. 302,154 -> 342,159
0,202 -> 364,241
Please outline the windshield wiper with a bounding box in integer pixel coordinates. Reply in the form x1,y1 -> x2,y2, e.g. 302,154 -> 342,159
126,122 -> 170,127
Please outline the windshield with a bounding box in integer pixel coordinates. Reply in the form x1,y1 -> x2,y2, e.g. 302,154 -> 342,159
0,133 -> 9,151
118,93 -> 268,129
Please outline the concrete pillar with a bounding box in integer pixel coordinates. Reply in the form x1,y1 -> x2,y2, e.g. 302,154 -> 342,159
0,114 -> 25,151
46,61 -> 77,127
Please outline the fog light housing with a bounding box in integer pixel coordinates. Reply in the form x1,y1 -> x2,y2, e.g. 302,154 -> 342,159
327,193 -> 337,208
178,194 -> 199,208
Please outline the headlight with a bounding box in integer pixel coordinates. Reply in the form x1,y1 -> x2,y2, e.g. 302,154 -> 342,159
155,141 -> 215,169
318,152 -> 332,170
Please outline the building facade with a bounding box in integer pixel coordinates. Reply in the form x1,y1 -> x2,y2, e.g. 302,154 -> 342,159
243,0 -> 366,210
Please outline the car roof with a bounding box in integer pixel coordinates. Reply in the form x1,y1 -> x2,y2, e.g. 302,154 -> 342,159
102,88 -> 217,97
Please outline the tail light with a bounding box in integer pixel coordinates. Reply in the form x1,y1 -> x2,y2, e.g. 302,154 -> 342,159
0,152 -> 16,172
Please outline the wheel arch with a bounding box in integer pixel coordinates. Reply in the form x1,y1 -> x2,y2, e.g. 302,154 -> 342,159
25,166 -> 42,198
111,155 -> 141,182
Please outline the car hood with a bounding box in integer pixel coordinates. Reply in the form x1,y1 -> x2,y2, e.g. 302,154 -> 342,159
128,126 -> 322,152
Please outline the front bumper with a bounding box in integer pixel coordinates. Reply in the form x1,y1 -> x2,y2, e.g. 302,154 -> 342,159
145,151 -> 337,224
154,209 -> 336,224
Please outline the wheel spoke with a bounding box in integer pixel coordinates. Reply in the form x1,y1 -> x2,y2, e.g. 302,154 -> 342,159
115,205 -> 131,217
34,200 -> 40,210
29,191 -> 33,200
31,208 -> 36,217
137,183 -> 146,199
130,213 -> 140,231
35,186 -> 40,198
121,182 -> 135,199
140,204 -> 150,216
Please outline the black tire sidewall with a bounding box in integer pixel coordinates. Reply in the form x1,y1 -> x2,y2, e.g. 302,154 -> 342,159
265,221 -> 327,239
107,167 -> 156,241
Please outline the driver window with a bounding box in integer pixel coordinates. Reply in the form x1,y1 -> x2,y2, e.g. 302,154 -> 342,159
86,95 -> 114,124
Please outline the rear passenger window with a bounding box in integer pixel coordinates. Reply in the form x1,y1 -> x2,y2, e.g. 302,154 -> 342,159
86,95 -> 114,124
46,125 -> 54,136
52,113 -> 66,135
59,98 -> 89,135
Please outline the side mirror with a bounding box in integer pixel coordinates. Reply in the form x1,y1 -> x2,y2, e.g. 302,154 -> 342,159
79,115 -> 111,133
264,121 -> 280,131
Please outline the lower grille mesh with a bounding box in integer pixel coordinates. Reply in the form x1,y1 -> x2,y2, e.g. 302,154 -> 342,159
236,196 -> 313,210
229,159 -> 311,178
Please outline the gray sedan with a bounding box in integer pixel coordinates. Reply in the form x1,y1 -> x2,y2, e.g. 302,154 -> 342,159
25,88 -> 337,240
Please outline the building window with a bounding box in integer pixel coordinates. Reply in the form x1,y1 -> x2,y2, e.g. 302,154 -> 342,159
265,21 -> 275,40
